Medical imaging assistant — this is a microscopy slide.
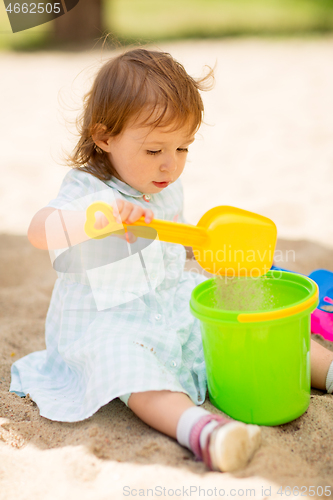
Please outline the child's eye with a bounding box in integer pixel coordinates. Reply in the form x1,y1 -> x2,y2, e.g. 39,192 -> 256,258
147,148 -> 189,155
147,150 -> 161,155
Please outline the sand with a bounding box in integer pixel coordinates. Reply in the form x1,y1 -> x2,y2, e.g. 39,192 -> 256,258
1,235 -> 333,499
1,39 -> 333,499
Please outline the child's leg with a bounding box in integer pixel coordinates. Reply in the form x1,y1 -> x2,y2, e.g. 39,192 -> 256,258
128,390 -> 261,472
128,390 -> 195,438
311,338 -> 333,391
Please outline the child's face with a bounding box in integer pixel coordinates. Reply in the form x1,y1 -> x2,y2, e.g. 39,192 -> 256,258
104,122 -> 195,194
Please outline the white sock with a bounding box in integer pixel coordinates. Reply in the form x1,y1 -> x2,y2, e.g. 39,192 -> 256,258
326,360 -> 333,394
176,406 -> 210,450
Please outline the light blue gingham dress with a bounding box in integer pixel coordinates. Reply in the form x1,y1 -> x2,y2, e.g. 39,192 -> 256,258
10,169 -> 208,422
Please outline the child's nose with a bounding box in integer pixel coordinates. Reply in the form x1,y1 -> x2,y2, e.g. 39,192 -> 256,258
160,154 -> 177,172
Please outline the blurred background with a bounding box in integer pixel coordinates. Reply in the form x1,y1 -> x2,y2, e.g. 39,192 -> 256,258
1,0 -> 333,50
1,0 -> 333,252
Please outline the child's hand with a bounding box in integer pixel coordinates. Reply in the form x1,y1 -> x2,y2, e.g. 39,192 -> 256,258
94,200 -> 154,244
114,199 -> 154,225
115,200 -> 154,244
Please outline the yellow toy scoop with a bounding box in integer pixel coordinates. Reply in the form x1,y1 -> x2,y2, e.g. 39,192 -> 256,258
85,202 -> 277,276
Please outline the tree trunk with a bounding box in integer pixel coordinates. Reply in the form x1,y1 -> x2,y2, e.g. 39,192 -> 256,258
53,0 -> 103,44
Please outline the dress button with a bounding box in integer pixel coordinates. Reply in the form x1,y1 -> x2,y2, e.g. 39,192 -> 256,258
143,194 -> 151,202
155,314 -> 162,321
170,361 -> 177,367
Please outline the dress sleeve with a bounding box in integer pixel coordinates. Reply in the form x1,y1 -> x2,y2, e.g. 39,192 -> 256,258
45,169 -> 114,211
44,169 -> 120,270
45,169 -> 93,210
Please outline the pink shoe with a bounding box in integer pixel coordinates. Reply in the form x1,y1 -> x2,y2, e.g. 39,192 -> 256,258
189,414 -> 261,472
203,421 -> 261,472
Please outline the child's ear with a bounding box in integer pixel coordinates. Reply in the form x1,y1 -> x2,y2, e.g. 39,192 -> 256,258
91,124 -> 112,153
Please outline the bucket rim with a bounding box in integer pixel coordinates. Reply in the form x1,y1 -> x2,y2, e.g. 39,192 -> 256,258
190,270 -> 318,324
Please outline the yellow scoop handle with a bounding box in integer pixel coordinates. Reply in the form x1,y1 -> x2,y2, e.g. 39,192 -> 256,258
84,201 -> 208,245
85,201 -> 277,276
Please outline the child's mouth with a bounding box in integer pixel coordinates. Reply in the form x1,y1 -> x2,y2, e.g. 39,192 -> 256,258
152,181 -> 170,188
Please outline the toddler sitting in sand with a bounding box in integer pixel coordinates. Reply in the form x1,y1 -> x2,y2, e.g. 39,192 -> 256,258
10,48 -> 333,472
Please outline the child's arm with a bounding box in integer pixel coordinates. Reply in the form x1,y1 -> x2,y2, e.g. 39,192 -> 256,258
27,207 -> 89,250
27,201 -> 154,251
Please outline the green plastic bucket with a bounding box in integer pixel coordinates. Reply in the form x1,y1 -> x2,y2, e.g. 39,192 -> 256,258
190,271 -> 318,426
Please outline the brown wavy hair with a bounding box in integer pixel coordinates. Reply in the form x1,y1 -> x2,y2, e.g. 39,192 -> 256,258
69,48 -> 214,181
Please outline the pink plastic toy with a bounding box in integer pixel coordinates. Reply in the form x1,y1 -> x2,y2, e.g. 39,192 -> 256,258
309,270 -> 333,342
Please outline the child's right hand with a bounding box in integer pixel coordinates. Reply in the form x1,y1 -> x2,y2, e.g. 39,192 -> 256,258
114,199 -> 154,225
96,199 -> 154,244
